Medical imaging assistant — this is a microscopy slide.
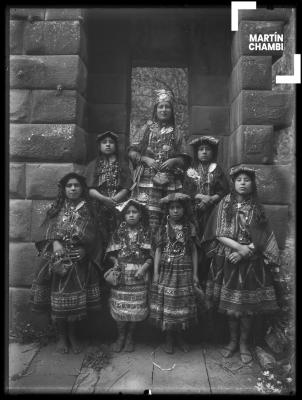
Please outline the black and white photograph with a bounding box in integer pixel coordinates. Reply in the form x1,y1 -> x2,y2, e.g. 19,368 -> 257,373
7,4 -> 297,394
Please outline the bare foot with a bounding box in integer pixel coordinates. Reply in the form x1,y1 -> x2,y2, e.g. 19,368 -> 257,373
176,333 -> 190,353
124,337 -> 135,352
111,336 -> 125,352
56,336 -> 69,354
239,343 -> 253,364
220,341 -> 237,358
69,334 -> 82,354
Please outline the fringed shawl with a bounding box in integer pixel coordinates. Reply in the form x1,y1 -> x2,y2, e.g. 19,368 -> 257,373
202,194 -> 280,266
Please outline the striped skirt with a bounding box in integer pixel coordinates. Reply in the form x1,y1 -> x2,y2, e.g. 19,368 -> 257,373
149,253 -> 197,331
205,253 -> 279,317
110,262 -> 149,322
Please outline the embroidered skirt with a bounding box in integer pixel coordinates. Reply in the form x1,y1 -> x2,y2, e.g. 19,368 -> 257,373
205,253 -> 279,317
134,167 -> 183,229
149,253 -> 197,331
30,257 -> 102,322
110,262 -> 149,322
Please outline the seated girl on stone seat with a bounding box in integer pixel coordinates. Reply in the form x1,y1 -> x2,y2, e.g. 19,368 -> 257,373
86,131 -> 133,251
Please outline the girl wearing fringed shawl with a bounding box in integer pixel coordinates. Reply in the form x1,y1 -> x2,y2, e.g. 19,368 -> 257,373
105,199 -> 153,353
202,166 -> 280,364
30,173 -> 103,354
128,89 -> 191,233
149,193 -> 199,354
86,131 -> 133,249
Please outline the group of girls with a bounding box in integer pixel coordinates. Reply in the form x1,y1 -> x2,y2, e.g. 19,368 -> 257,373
30,89 -> 281,364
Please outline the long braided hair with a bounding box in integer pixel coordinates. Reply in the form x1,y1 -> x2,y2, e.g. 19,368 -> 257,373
224,172 -> 267,226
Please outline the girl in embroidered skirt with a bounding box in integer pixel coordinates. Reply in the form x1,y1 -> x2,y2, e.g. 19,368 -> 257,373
105,199 -> 153,352
128,89 -> 191,233
86,131 -> 133,249
203,166 -> 280,364
184,136 -> 229,285
30,173 -> 103,354
149,193 -> 199,354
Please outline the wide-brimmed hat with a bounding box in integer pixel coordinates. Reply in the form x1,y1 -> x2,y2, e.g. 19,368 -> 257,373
229,165 -> 256,180
96,131 -> 119,143
188,136 -> 219,148
116,198 -> 148,214
160,193 -> 191,206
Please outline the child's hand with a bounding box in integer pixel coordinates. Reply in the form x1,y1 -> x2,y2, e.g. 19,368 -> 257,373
53,240 -> 64,257
69,246 -> 86,261
135,265 -> 146,280
143,156 -> 159,170
102,197 -> 116,209
228,252 -> 242,264
160,158 -> 177,171
193,275 -> 200,286
238,244 -> 254,259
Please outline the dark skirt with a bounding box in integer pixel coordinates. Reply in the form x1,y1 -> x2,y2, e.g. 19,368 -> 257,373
30,257 -> 102,322
149,253 -> 197,331
205,253 -> 279,317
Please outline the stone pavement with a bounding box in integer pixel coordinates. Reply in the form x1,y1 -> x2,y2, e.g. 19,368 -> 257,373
7,339 -> 262,394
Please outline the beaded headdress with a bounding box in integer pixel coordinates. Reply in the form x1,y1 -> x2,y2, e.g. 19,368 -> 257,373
154,89 -> 174,104
96,131 -> 119,142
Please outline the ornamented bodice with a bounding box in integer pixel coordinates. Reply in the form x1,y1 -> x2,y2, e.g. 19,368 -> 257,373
95,158 -> 120,197
234,201 -> 253,244
146,122 -> 177,163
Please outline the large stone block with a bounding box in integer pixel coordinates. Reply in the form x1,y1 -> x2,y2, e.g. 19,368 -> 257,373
30,200 -> 53,242
45,8 -> 86,20
190,106 -> 229,136
23,21 -> 86,60
26,163 -> 86,199
189,75 -> 229,106
31,90 -> 85,125
9,288 -> 32,330
10,163 -> 26,198
10,20 -> 25,54
243,164 -> 292,205
10,124 -> 87,163
10,89 -> 32,123
238,8 -> 292,23
9,200 -> 32,241
229,125 -> 274,166
87,73 -> 128,104
88,104 -> 128,134
9,243 -> 38,287
230,91 -> 294,132
10,8 -> 45,20
229,56 -> 272,102
263,205 -> 289,249
10,55 -> 87,94
231,21 -> 284,66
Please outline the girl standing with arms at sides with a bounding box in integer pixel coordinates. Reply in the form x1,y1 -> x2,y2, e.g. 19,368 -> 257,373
203,166 -> 280,364
105,199 -> 153,352
86,131 -> 133,249
149,193 -> 199,354
30,173 -> 103,354
128,89 -> 191,233
184,136 -> 229,284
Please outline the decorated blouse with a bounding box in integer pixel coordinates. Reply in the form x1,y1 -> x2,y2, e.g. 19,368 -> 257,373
106,222 -> 153,264
36,199 -> 102,270
86,154 -> 132,196
185,162 -> 229,198
129,120 -> 190,172
155,219 -> 197,260
202,193 -> 280,265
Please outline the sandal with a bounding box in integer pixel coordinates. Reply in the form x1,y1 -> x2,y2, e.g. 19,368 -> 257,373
240,351 -> 253,364
220,343 -> 237,358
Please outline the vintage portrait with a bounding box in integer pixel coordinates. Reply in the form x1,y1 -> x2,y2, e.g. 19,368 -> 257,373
7,4 -> 296,394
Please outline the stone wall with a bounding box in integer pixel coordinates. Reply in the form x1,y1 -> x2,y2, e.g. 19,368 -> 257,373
229,8 -> 295,251
9,8 -> 88,329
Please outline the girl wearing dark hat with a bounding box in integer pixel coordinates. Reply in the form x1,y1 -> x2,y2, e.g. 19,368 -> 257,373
30,173 -> 103,354
86,131 -> 133,248
202,166 -> 280,364
128,89 -> 191,232
149,193 -> 199,354
104,199 -> 153,352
